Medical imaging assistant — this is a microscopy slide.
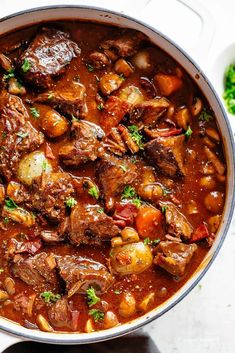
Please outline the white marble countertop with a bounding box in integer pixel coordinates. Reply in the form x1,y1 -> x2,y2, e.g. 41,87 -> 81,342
0,1 -> 235,352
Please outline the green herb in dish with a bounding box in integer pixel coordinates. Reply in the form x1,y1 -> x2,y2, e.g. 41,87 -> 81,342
223,64 -> 235,114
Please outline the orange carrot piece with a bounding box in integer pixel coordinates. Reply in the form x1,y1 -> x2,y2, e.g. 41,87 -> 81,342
135,205 -> 162,238
154,73 -> 182,96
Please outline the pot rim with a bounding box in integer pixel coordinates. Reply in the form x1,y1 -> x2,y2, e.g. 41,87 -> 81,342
0,4 -> 234,345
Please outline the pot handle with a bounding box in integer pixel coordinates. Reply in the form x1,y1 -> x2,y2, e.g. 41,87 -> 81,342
129,0 -> 215,70
0,331 -> 22,352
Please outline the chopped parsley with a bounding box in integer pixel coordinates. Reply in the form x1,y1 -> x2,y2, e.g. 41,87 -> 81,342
65,197 -> 77,208
40,291 -> 61,303
88,186 -> 99,199
161,205 -> 168,213
2,131 -> 7,139
97,103 -> 104,111
16,131 -> 28,139
71,115 -> 79,122
21,58 -> 31,73
114,289 -> 121,295
30,107 -> 40,119
3,68 -> 15,81
198,108 -> 214,122
121,185 -> 136,199
3,217 -> 9,224
223,64 -> 235,114
42,160 -> 50,172
144,237 -> 160,246
88,309 -> 104,322
128,125 -> 144,149
5,197 -> 18,210
97,207 -> 104,214
120,165 -> 127,172
87,64 -> 94,72
185,126 -> 193,137
132,197 -> 142,208
86,287 -> 100,307
47,92 -> 53,100
162,187 -> 171,196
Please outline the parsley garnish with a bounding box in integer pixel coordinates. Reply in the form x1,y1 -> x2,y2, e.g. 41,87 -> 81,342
5,197 -> 18,210
88,309 -> 104,322
47,92 -> 53,100
2,131 -> 7,139
132,197 -> 142,208
30,107 -> 40,119
71,115 -> 79,122
40,291 -> 61,303
87,64 -> 94,72
198,108 -> 214,122
86,287 -> 100,307
185,126 -> 193,137
42,160 -> 50,172
114,289 -> 121,295
121,185 -> 136,199
3,68 -> 15,82
120,165 -> 127,172
88,186 -> 99,199
143,237 -> 151,245
16,131 -> 28,139
161,205 -> 168,213
3,217 -> 9,224
97,103 -> 104,111
143,237 -> 160,246
97,207 -> 104,214
223,65 -> 235,114
21,58 -> 31,73
162,187 -> 171,196
65,197 -> 77,208
128,125 -> 144,149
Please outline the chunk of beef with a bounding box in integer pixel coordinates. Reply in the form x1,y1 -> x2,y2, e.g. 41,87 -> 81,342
5,238 -> 42,261
12,252 -> 58,290
164,202 -> 193,240
145,134 -> 186,177
154,241 -> 197,276
96,155 -> 137,210
48,297 -> 79,331
59,120 -> 104,167
130,98 -> 170,127
0,53 -> 13,72
0,92 -> 44,180
100,96 -> 130,134
14,292 -> 36,317
17,28 -> 80,88
28,173 -> 75,224
69,203 -> 120,245
56,255 -> 114,296
33,81 -> 87,118
88,51 -> 110,69
100,32 -> 145,58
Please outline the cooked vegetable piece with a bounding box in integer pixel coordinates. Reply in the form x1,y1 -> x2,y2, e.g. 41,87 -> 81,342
154,73 -> 182,96
135,205 -> 162,238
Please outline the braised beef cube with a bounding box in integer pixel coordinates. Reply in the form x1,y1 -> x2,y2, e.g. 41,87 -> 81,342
88,51 -> 110,69
48,297 -> 79,330
12,252 -> 58,289
96,155 -> 137,210
145,135 -> 186,177
70,203 -> 120,245
29,173 -> 75,224
154,241 -> 197,276
130,98 -> 170,127
56,255 -> 114,296
5,238 -> 42,260
100,32 -> 145,58
59,120 -> 104,167
164,202 -> 193,240
17,28 -> 80,88
100,96 -> 130,134
0,92 -> 44,180
33,82 -> 87,118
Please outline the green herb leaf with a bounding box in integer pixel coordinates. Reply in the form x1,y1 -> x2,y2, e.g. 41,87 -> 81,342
121,185 -> 136,199
65,197 -> 77,208
161,205 -> 168,213
3,68 -> 15,81
132,197 -> 142,208
87,64 -> 94,72
114,289 -> 121,295
21,58 -> 31,73
30,107 -> 40,119
88,186 -> 99,199
2,131 -> 7,139
224,65 -> 235,114
162,187 -> 171,196
3,217 -> 9,224
88,309 -> 104,322
5,197 -> 18,210
120,165 -> 127,172
40,291 -> 61,303
97,103 -> 104,111
42,160 -> 50,173
47,92 -> 53,100
143,237 -> 160,246
16,131 -> 28,139
198,108 -> 214,122
86,287 -> 100,307
185,126 -> 193,137
71,115 -> 79,122
143,237 -> 151,245
152,238 -> 160,246
128,125 -> 144,149
97,207 -> 104,214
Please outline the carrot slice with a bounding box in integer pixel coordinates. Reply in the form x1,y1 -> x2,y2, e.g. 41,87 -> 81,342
154,73 -> 182,96
135,205 -> 162,238
191,223 -> 209,242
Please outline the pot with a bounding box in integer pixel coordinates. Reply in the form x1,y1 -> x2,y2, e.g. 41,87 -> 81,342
0,2 -> 234,350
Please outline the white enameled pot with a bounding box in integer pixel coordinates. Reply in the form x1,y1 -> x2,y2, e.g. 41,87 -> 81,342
0,2 -> 234,350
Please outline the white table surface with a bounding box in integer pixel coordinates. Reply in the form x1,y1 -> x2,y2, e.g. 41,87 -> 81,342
0,1 -> 235,352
